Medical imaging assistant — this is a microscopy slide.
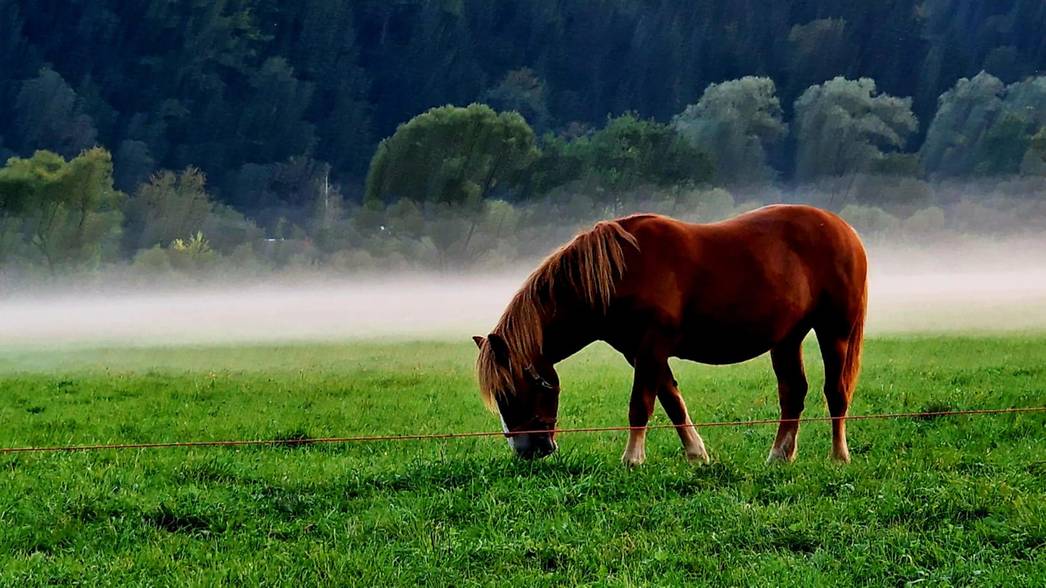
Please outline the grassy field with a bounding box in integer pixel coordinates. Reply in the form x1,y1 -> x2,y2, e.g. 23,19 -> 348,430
0,336 -> 1043,586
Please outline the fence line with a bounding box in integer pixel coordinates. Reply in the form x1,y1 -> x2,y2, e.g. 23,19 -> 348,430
2,406 -> 1043,454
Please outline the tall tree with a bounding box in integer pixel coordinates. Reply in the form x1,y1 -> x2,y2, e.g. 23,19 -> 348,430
584,113 -> 714,191
673,77 -> 787,184
794,77 -> 917,180
920,72 -> 1007,176
921,72 -> 1045,176
483,68 -> 550,132
365,104 -> 538,206
13,68 -> 98,158
123,168 -> 214,252
0,148 -> 122,271
234,58 -> 316,166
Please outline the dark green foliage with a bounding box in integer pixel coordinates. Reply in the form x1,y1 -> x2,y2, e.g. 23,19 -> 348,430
0,148 -> 122,270
123,168 -> 260,255
1032,128 -> 1046,162
794,78 -> 918,181
526,134 -> 590,196
526,115 -> 714,196
921,72 -> 1046,177
365,104 -> 538,206
483,68 -> 550,133
976,113 -> 1035,176
0,2 -> 1043,273
123,169 -> 213,252
672,77 -> 786,184
13,68 -> 97,159
0,0 -> 1043,211
226,157 -> 338,232
583,114 -> 714,191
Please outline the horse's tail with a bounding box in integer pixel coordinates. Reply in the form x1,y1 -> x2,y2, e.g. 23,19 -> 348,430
841,280 -> 867,399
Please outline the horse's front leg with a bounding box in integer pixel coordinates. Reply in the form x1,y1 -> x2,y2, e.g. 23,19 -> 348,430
657,371 -> 710,464
621,359 -> 659,466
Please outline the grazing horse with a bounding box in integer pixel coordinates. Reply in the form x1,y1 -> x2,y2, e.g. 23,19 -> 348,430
474,205 -> 867,465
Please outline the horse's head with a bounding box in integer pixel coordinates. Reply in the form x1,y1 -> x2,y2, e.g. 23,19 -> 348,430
473,333 -> 560,459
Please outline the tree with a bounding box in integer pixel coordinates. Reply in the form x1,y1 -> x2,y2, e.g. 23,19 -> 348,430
794,77 -> 917,181
1006,75 -> 1046,175
364,104 -> 538,206
280,0 -> 372,174
0,148 -> 122,271
113,139 -> 156,193
921,73 -> 1046,177
226,156 -> 335,231
785,18 -> 852,97
920,72 -> 1007,177
525,133 -> 589,196
1032,128 -> 1046,162
123,168 -> 214,252
483,68 -> 550,132
1005,76 -> 1046,128
234,58 -> 316,165
672,77 -> 786,184
125,167 -> 261,254
975,113 -> 1034,176
14,68 -> 98,158
584,113 -> 714,191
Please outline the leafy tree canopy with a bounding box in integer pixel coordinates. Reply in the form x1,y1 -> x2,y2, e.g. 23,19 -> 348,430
0,148 -> 122,270
794,77 -> 918,181
365,104 -> 538,207
673,77 -> 786,184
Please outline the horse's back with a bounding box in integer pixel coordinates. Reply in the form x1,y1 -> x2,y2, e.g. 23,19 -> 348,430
610,206 -> 867,363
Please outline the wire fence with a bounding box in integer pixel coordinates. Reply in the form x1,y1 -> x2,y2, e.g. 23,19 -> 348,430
2,406 -> 1043,454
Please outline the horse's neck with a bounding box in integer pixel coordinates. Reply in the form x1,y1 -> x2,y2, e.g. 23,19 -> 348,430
540,308 -> 599,365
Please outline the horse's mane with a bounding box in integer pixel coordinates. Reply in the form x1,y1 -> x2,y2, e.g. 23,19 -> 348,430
476,219 -> 639,410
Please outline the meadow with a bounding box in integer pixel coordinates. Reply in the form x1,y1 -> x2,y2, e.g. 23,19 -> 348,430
0,336 -> 1043,586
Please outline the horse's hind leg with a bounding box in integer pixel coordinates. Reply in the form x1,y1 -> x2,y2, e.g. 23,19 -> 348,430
816,326 -> 860,463
767,334 -> 809,463
656,367 -> 709,464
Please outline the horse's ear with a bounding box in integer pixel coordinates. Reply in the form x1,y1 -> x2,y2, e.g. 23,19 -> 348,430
471,335 -> 485,350
486,333 -> 510,366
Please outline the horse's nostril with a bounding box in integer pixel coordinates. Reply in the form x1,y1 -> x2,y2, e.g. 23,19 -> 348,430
535,439 -> 557,458
510,434 -> 556,459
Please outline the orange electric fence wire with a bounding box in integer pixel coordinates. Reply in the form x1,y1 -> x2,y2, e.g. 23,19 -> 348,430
1,406 -> 1043,454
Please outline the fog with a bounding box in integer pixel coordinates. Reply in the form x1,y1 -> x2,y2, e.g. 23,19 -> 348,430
1,237 -> 1044,349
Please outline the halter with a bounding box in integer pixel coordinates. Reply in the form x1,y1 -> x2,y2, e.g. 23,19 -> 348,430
525,364 -> 554,389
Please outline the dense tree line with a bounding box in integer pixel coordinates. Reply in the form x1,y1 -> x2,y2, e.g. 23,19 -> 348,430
2,0 -> 1044,212
1,70 -> 1045,274
2,1 -> 1045,276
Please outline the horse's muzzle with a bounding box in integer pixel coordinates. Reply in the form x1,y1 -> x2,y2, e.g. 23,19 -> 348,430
509,433 -> 558,460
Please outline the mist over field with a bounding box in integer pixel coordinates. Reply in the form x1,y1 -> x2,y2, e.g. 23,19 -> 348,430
3,233 -> 1044,349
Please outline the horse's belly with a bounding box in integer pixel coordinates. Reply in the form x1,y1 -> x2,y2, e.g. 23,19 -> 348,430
673,314 -> 795,365
674,337 -> 774,365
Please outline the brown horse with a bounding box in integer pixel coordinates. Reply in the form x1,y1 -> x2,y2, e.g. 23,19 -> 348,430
474,204 -> 867,465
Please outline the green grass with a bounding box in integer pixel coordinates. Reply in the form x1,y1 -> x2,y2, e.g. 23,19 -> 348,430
0,336 -> 1044,586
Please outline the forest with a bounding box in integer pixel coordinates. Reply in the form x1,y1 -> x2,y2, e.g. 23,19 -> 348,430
1,0 -> 1045,277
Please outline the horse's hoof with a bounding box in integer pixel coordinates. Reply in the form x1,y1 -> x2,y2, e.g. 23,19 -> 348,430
621,452 -> 645,467
686,450 -> 710,465
766,448 -> 796,464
